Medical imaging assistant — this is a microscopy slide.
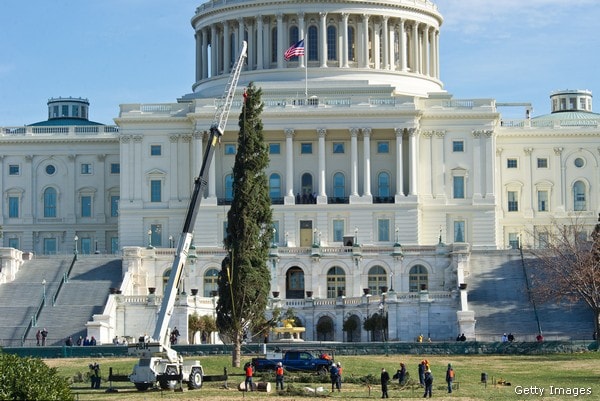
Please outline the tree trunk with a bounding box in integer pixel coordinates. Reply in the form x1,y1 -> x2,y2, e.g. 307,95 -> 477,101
595,310 -> 600,349
232,338 -> 242,367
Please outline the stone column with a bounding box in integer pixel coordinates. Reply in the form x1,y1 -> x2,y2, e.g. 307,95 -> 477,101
285,129 -> 295,204
424,25 -> 431,76
435,30 -> 440,78
341,13 -> 349,68
298,13 -> 306,68
276,13 -> 284,68
484,130 -> 495,198
201,28 -> 209,79
195,31 -> 202,82
192,130 -> 204,186
319,12 -> 327,67
373,21 -> 381,70
382,16 -> 389,70
394,128 -> 404,198
362,128 -> 372,198
399,19 -> 407,72
408,128 -> 418,196
133,135 -> 143,202
412,22 -> 419,73
472,130 -> 482,199
317,128 -> 327,203
350,128 -> 359,198
362,14 -> 370,68
554,147 -> 565,210
246,20 -> 255,70
169,135 -> 179,202
256,16 -> 264,69
223,22 -> 231,74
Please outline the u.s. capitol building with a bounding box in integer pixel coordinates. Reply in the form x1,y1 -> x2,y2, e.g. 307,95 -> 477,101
1,0 -> 597,345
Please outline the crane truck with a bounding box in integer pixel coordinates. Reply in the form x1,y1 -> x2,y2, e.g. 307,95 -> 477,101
127,41 -> 248,392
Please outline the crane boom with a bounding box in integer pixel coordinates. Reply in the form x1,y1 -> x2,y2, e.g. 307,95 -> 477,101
152,41 -> 247,352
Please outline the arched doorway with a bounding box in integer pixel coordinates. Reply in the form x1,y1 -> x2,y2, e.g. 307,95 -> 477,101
316,316 -> 334,341
343,314 -> 361,342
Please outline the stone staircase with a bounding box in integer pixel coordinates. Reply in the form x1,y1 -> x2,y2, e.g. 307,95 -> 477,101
34,258 -> 122,346
0,258 -> 70,347
467,250 -> 594,341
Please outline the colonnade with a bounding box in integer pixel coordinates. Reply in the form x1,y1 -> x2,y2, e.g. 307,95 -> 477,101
193,11 -> 440,82
190,127 -> 420,203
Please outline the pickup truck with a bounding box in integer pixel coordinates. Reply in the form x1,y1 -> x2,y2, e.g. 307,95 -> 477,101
252,350 -> 334,374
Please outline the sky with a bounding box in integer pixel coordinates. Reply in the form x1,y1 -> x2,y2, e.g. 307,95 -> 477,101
1,0 -> 599,126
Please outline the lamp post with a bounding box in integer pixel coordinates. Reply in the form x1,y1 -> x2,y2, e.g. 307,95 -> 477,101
169,235 -> 174,248
354,226 -> 358,245
313,228 -> 318,246
73,235 -> 79,260
147,229 -> 153,249
395,226 -> 399,244
285,231 -> 288,246
42,279 -> 47,306
272,228 -> 277,247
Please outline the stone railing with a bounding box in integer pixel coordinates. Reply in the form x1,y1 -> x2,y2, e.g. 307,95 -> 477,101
1,125 -> 119,136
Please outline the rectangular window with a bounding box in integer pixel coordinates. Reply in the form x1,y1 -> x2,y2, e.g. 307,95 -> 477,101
111,196 -> 119,217
8,237 -> 19,249
507,158 -> 518,168
110,163 -> 120,174
9,165 -> 20,175
508,233 -> 520,249
454,221 -> 465,242
61,105 -> 68,117
377,141 -> 389,153
378,219 -> 390,242
269,143 -> 281,154
223,221 -> 228,241
150,145 -> 162,156
301,143 -> 312,154
537,158 -> 548,168
9,196 -> 19,218
333,219 -> 344,242
150,224 -> 162,247
508,191 -> 519,211
452,141 -> 464,152
537,190 -> 548,212
150,180 -> 162,202
81,163 -> 92,174
224,144 -> 236,155
81,195 -> 92,217
332,142 -> 345,154
53,105 -> 59,117
453,176 -> 465,199
538,232 -> 549,249
72,105 -> 79,117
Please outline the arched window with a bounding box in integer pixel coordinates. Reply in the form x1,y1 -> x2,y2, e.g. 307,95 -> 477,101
286,267 -> 305,299
573,181 -> 586,211
378,172 -> 390,197
348,26 -> 355,61
225,174 -> 233,200
271,27 -> 278,63
409,265 -> 428,292
203,268 -> 219,297
326,266 -> 346,298
301,173 -> 313,197
229,33 -> 236,69
367,265 -> 388,295
327,25 -> 337,60
43,187 -> 57,218
269,173 -> 282,199
333,172 -> 345,198
308,26 -> 318,61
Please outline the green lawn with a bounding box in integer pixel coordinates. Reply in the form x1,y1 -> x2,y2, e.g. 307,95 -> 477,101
47,352 -> 600,400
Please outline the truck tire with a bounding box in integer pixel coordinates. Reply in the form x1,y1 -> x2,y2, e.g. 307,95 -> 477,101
188,367 -> 203,389
134,382 -> 151,391
159,366 -> 178,390
317,365 -> 329,376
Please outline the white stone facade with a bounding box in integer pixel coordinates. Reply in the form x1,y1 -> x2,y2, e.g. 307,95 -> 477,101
2,1 -> 600,344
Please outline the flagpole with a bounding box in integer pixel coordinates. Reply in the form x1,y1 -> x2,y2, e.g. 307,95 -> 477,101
304,36 -> 308,102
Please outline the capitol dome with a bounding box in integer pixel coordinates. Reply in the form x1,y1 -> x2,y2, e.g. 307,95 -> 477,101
186,0 -> 444,99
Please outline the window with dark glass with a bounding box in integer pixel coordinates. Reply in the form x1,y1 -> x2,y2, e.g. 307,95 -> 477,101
81,195 -> 92,217
150,180 -> 161,202
327,26 -> 337,60
301,143 -> 312,154
44,187 -> 57,217
452,141 -> 464,152
111,196 -> 119,217
150,145 -> 162,156
332,142 -> 344,154
269,143 -> 281,154
507,158 -> 517,168
81,163 -> 92,174
537,158 -> 548,168
9,165 -> 19,175
308,26 -> 318,61
110,163 -> 120,174
377,141 -> 389,153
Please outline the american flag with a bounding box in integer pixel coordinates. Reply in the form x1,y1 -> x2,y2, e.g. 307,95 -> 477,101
284,39 -> 305,60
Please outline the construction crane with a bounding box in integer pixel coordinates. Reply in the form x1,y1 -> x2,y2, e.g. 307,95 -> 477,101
128,41 -> 248,392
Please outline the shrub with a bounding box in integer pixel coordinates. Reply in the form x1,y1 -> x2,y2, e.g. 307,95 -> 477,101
0,352 -> 73,400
